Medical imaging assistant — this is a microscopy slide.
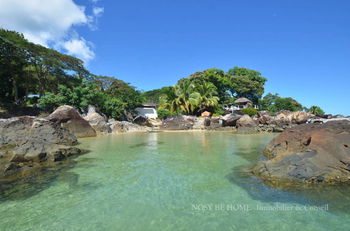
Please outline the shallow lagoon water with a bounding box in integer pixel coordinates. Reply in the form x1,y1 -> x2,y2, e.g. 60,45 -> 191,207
0,132 -> 349,230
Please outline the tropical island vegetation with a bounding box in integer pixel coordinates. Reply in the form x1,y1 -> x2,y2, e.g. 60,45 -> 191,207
1,29 -> 325,120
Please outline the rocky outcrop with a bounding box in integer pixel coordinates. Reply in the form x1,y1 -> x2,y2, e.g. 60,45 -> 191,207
110,121 -> 151,133
0,116 -> 82,178
47,105 -> 96,138
221,112 -> 243,126
236,115 -> 256,127
274,111 -> 312,125
252,121 -> 350,184
133,115 -> 152,127
161,115 -> 196,130
83,106 -> 111,134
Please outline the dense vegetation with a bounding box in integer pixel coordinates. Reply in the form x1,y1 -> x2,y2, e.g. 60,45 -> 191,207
1,29 -> 325,119
0,29 -> 142,120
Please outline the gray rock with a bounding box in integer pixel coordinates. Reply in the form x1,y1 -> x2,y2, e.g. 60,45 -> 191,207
252,121 -> 350,184
236,115 -> 256,127
161,115 -> 196,130
0,116 -> 82,178
110,121 -> 151,133
84,108 -> 111,134
47,105 -> 96,138
221,113 -> 242,126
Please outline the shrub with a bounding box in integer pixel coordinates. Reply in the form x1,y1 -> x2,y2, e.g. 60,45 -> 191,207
241,108 -> 258,116
157,108 -> 174,119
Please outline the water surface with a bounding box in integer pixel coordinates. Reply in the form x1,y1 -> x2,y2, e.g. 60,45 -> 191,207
0,132 -> 349,230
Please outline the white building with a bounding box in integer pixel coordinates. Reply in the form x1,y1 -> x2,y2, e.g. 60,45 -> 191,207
224,97 -> 258,113
135,103 -> 158,119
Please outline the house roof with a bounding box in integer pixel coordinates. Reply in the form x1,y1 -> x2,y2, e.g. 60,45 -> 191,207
142,103 -> 157,107
234,97 -> 251,104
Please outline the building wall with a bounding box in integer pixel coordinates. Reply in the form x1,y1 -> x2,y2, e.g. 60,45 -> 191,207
135,107 -> 158,119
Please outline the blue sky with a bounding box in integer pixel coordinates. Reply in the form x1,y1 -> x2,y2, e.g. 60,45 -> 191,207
1,0 -> 349,115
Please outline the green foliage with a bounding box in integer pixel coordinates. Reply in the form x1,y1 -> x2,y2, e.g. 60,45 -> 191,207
260,93 -> 303,113
212,108 -> 224,117
228,67 -> 267,103
159,80 -> 220,115
0,29 -> 89,105
241,108 -> 258,116
38,81 -> 104,112
157,108 -> 175,119
101,96 -> 125,120
307,106 -> 325,115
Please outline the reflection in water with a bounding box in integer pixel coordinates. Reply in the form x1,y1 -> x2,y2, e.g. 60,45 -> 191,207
0,132 -> 349,231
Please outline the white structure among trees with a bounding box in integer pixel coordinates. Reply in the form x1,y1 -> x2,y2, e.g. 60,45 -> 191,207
135,103 -> 158,119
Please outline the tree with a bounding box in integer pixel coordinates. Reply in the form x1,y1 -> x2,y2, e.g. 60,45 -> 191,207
186,68 -> 231,104
38,80 -> 104,112
0,29 -> 89,105
227,67 -> 267,103
307,106 -> 325,115
190,82 -> 219,113
259,93 -> 303,113
159,87 -> 178,113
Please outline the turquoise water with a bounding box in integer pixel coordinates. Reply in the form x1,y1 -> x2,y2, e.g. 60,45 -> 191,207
0,132 -> 349,230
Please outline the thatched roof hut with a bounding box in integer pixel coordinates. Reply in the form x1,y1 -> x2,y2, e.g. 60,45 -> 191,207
234,97 -> 251,104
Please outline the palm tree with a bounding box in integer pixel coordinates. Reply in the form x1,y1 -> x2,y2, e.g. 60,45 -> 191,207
175,79 -> 197,114
193,82 -> 219,111
159,86 -> 178,113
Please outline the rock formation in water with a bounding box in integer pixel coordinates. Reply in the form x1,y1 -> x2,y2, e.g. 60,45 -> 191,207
252,121 -> 350,184
0,116 -> 82,178
47,105 -> 96,138
83,105 -> 111,134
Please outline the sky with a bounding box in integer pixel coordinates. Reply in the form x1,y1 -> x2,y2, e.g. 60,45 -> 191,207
0,0 -> 349,115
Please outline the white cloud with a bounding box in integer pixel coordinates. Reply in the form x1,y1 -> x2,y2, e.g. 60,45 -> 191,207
93,7 -> 104,17
63,38 -> 95,62
0,0 -> 103,63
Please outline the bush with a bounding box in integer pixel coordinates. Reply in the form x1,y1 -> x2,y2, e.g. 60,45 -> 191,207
241,108 -> 258,116
101,96 -> 126,120
157,108 -> 174,119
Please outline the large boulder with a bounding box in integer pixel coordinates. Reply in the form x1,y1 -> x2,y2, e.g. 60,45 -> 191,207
161,115 -> 196,130
84,106 -> 111,134
133,115 -> 152,127
273,111 -> 313,125
110,121 -> 151,133
252,121 -> 350,184
47,105 -> 96,138
192,117 -> 206,130
236,115 -> 256,127
221,112 -> 243,127
0,116 -> 81,177
258,114 -> 274,125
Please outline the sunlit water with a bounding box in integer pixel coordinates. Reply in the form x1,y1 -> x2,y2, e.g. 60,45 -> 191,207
0,132 -> 349,230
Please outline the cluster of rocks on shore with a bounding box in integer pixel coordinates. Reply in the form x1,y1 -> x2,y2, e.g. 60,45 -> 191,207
1,104 -> 350,186
252,120 -> 350,184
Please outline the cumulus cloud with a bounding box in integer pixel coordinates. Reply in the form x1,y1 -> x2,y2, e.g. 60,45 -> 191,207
0,0 -> 104,63
63,38 -> 95,62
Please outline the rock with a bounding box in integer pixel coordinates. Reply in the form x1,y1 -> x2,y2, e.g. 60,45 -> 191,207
236,115 -> 256,127
201,111 -> 211,117
258,114 -> 273,125
133,115 -> 152,127
148,119 -> 163,128
206,117 -> 222,129
161,115 -> 196,130
289,111 -> 312,124
47,105 -> 96,138
84,107 -> 111,134
192,117 -> 205,130
0,116 -> 82,178
274,111 -> 312,125
110,121 -> 151,133
222,113 -> 242,127
252,121 -> 350,184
